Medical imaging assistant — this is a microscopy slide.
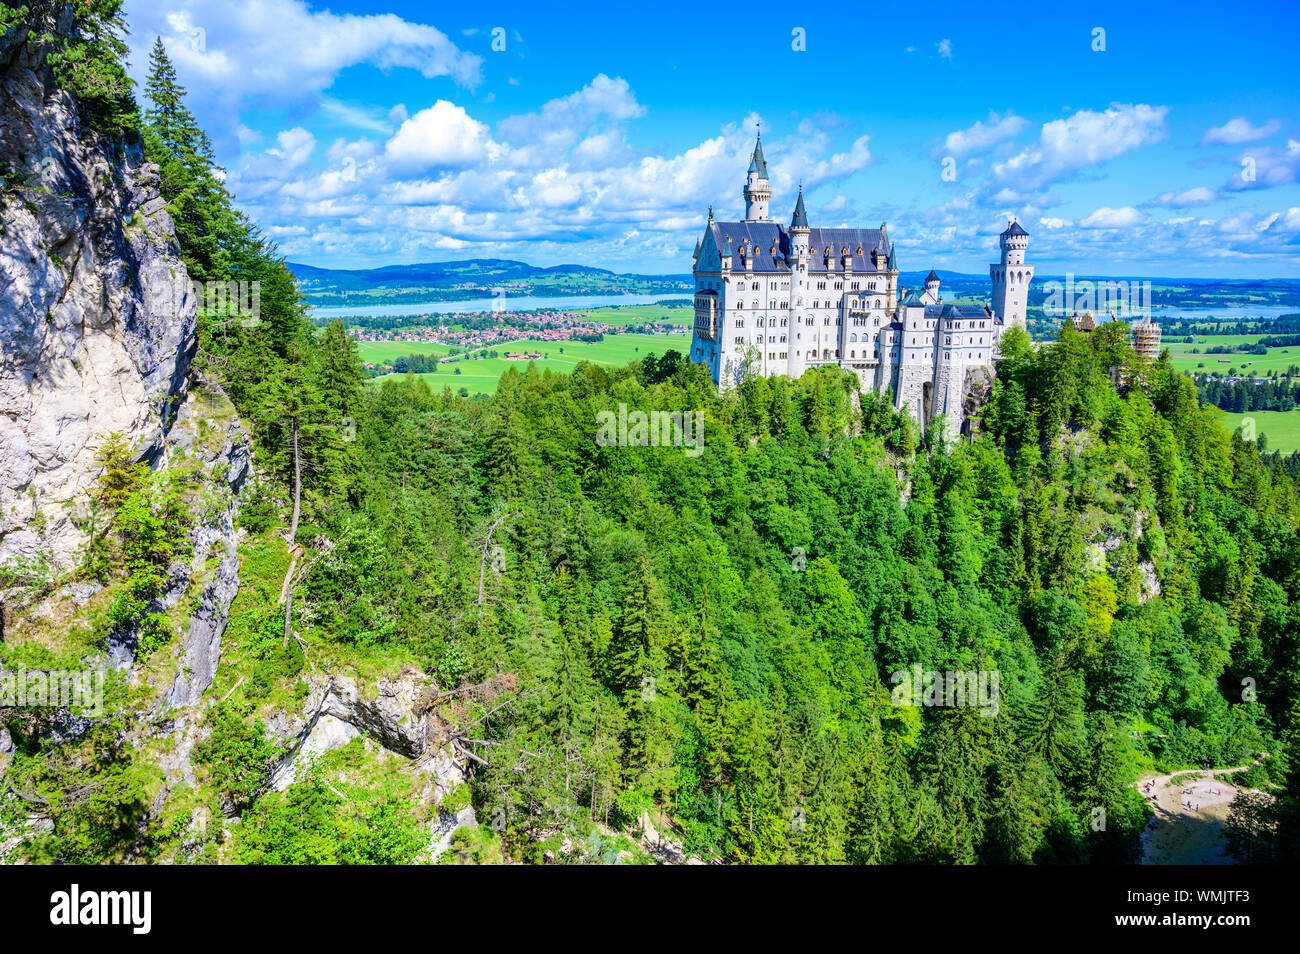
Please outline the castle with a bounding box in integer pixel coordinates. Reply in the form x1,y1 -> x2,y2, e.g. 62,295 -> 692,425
688,132 -> 1035,437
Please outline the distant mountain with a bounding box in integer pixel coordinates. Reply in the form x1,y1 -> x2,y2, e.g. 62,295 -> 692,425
287,258 -> 691,307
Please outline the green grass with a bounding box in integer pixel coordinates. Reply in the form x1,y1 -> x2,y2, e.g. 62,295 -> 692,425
573,303 -> 692,326
1216,410 -> 1300,453
365,333 -> 690,395
1165,335 -> 1300,376
356,340 -> 455,364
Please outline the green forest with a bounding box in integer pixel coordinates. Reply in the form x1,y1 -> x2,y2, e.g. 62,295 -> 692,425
3,2 -> 1300,866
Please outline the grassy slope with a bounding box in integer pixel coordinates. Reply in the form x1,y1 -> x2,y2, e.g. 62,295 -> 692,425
362,333 -> 691,395
1217,410 -> 1300,452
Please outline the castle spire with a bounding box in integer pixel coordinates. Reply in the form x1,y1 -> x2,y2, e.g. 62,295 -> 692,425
743,125 -> 772,222
748,126 -> 768,179
790,183 -> 809,230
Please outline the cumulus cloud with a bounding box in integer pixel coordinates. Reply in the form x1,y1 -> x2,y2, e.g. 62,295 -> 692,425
384,100 -> 499,172
1079,206 -> 1145,228
1149,186 -> 1218,208
267,127 -> 316,169
1225,139 -> 1300,190
937,111 -> 1029,159
936,38 -> 952,60
227,85 -> 877,269
1201,117 -> 1282,145
987,103 -> 1169,198
124,0 -> 483,117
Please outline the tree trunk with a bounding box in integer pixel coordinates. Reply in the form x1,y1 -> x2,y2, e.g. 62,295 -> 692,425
282,417 -> 302,647
289,417 -> 302,542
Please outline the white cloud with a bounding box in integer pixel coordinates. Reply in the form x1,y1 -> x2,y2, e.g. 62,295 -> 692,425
124,0 -> 483,115
1150,186 -> 1217,207
1225,139 -> 1300,190
1201,117 -> 1282,146
319,97 -> 394,134
267,127 -> 316,168
384,100 -> 499,172
936,38 -> 952,60
228,87 -> 881,270
988,103 -> 1169,197
937,111 -> 1029,159
1079,206 -> 1144,228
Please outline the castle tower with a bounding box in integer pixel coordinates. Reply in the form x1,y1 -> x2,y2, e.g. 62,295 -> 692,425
990,219 -> 1033,328
788,186 -> 810,375
743,129 -> 771,222
922,268 -> 941,305
789,184 -> 810,258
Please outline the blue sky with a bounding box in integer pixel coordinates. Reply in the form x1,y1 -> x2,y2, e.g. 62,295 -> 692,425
121,0 -> 1300,277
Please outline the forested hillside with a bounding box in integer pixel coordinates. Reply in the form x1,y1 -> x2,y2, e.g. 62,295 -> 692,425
3,2 -> 1299,865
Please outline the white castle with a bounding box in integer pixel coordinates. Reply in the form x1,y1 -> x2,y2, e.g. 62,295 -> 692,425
688,131 -> 1035,437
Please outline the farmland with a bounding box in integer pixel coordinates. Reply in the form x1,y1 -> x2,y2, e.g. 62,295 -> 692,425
360,333 -> 689,395
1163,336 -> 1300,376
1216,409 -> 1300,452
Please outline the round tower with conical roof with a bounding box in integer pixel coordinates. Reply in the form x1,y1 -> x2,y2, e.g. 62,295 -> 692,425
923,268 -> 941,305
990,219 -> 1033,329
789,184 -> 810,259
743,129 -> 771,222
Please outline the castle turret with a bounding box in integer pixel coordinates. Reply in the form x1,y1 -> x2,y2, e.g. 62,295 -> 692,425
922,268 -> 941,305
789,185 -> 810,260
991,219 -> 1033,329
743,129 -> 771,222
885,239 -> 898,317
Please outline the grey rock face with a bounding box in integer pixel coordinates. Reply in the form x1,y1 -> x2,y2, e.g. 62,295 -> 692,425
0,27 -> 196,574
166,397 -> 251,706
268,670 -> 476,844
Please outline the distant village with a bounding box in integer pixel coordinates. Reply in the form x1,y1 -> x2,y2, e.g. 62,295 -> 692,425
347,307 -> 689,374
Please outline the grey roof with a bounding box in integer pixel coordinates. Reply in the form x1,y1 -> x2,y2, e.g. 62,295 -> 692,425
710,221 -> 789,271
705,220 -> 890,273
925,269 -> 939,282
748,132 -> 768,178
1001,220 -> 1028,237
942,304 -> 994,319
902,302 -> 992,320
808,227 -> 888,270
790,187 -> 808,228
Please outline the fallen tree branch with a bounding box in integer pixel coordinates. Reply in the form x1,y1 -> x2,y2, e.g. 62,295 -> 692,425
220,676 -> 245,702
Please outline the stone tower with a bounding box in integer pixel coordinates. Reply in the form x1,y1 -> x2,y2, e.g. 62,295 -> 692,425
990,219 -> 1033,328
743,130 -> 771,222
922,268 -> 941,305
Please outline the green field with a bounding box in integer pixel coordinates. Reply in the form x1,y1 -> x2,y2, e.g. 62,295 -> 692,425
356,340 -> 455,363
363,333 -> 691,394
1217,409 -> 1300,452
574,303 -> 691,326
1165,335 -> 1300,375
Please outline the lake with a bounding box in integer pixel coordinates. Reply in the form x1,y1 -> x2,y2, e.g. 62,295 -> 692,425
310,293 -> 677,319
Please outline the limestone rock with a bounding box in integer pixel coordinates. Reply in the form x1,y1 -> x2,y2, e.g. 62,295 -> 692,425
0,25 -> 196,576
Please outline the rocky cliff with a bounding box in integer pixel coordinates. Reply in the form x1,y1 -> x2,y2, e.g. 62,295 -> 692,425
0,21 -> 475,864
0,19 -> 195,576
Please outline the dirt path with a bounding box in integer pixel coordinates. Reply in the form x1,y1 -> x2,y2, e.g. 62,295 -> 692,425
1134,765 -> 1257,865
